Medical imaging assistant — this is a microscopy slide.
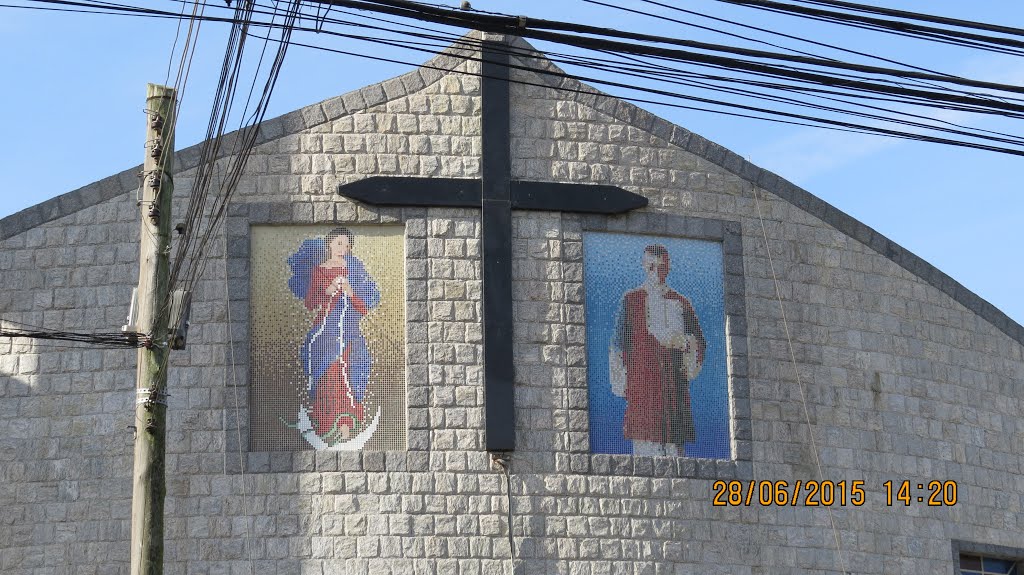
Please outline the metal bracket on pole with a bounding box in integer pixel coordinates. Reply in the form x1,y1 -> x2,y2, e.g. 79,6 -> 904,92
122,288 -> 139,333
167,290 -> 192,350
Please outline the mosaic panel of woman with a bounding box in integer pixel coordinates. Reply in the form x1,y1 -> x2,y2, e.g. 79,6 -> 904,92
287,227 -> 381,449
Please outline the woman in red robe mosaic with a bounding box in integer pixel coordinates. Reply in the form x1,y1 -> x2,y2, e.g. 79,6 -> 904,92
287,227 -> 381,449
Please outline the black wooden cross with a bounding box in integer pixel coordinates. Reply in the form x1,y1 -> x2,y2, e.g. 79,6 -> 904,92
338,40 -> 647,452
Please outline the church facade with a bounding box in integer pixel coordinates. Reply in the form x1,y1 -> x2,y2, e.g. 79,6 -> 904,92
1,33 -> 1022,574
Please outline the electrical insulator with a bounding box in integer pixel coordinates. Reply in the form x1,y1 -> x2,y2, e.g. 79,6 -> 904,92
150,137 -> 163,159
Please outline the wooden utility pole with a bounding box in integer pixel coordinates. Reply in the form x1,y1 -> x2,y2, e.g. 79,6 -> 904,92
130,83 -> 177,575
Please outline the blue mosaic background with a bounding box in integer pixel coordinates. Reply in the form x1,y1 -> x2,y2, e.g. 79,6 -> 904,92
584,232 -> 730,459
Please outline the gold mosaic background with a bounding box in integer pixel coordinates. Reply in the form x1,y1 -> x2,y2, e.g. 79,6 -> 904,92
250,225 -> 406,451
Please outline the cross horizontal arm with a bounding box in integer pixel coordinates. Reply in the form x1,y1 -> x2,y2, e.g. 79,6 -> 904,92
512,181 -> 647,213
338,177 -> 648,214
338,176 -> 481,207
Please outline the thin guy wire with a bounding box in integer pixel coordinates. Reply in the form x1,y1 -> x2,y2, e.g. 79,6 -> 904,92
235,0 -> 283,129
172,0 -> 209,126
493,458 -> 515,575
222,203 -> 255,575
750,183 -> 849,575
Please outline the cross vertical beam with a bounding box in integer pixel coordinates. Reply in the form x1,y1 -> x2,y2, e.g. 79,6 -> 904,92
480,37 -> 515,452
337,38 -> 647,453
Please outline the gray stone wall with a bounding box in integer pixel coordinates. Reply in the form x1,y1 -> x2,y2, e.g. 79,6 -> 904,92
1,35 -> 1022,574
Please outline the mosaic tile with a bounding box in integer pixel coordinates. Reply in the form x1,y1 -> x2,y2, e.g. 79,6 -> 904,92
584,232 -> 729,459
250,225 -> 406,451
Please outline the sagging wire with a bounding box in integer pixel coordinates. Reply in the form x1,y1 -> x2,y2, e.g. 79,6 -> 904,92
749,181 -> 849,575
491,453 -> 516,575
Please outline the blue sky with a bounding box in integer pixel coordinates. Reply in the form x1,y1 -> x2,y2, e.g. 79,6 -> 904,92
1,0 -> 1021,326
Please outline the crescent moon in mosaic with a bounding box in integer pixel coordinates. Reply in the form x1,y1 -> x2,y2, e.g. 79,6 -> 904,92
296,406 -> 382,451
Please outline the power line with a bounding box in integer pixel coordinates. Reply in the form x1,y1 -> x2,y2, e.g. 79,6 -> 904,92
17,0 -> 1024,153
244,30 -> 1024,157
0,319 -> 146,348
624,0 -> 980,90
162,0 -> 189,84
314,0 -> 1024,98
7,0 -> 1024,158
280,1 -> 1024,140
0,1 -> 1020,351
168,0 -> 303,301
714,0 -> 1024,55
785,0 -> 1024,39
8,0 -> 1024,153
12,0 -> 1024,115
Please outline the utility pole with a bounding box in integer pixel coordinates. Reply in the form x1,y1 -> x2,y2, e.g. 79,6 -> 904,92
130,83 -> 177,575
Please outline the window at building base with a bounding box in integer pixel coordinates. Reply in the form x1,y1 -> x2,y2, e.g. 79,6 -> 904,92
960,554 -> 1019,575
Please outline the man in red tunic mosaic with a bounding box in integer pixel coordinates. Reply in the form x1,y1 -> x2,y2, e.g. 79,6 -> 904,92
609,244 -> 706,457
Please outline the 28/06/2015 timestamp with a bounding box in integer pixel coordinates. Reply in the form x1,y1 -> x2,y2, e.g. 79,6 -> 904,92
711,480 -> 959,507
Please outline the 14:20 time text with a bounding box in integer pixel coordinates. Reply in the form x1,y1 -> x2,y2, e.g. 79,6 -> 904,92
711,480 -> 958,507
